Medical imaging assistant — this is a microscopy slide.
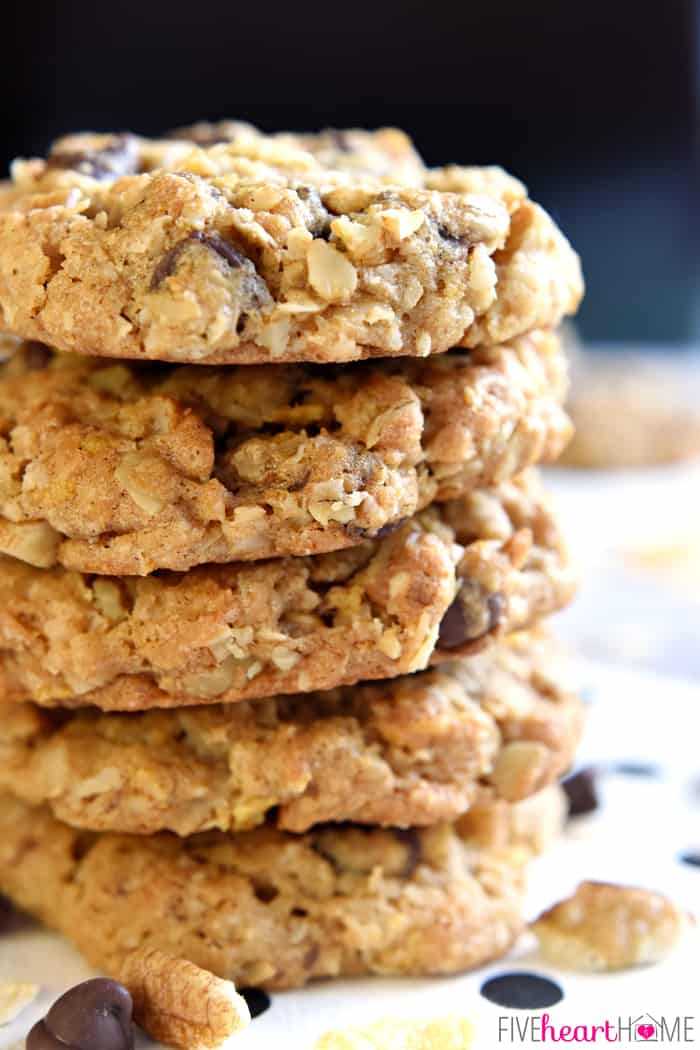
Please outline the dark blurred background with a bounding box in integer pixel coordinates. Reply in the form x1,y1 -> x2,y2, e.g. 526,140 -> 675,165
1,0 -> 697,344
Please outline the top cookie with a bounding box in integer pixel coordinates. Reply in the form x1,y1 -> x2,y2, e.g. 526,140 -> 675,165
0,124 -> 583,365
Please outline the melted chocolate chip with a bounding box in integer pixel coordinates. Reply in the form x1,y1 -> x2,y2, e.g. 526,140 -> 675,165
393,828 -> 422,878
328,129 -> 353,152
480,972 -> 564,1010
437,223 -> 471,247
46,135 -> 140,180
437,597 -> 468,650
22,342 -> 53,370
678,851 -> 700,868
0,893 -> 13,930
345,518 -> 408,542
562,767 -> 598,818
239,988 -> 271,1019
287,469 -> 312,493
27,979 -> 134,1050
150,231 -> 246,290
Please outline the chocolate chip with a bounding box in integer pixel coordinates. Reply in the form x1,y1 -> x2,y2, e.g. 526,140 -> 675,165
239,988 -> 271,1019
328,130 -> 353,152
437,223 -> 471,247
678,851 -> 700,868
480,972 -> 564,1010
0,893 -> 13,930
287,469 -> 312,493
27,979 -> 134,1050
150,231 -> 246,290
393,829 -> 422,878
345,518 -> 408,542
438,586 -> 506,650
562,767 -> 598,818
437,597 -> 468,650
22,342 -> 53,370
46,135 -> 140,180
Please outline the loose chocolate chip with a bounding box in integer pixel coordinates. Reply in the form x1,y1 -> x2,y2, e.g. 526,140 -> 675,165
27,979 -> 134,1050
22,342 -> 53,370
678,851 -> 700,868
150,231 -> 246,290
46,135 -> 140,180
437,596 -> 468,650
480,972 -> 564,1010
562,767 -> 598,818
238,988 -> 271,1019
393,828 -> 422,878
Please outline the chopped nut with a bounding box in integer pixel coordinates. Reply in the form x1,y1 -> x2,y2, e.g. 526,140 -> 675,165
119,948 -> 250,1050
490,741 -> 552,802
0,982 -> 39,1025
114,454 -> 165,516
379,208 -> 425,241
0,520 -> 61,568
532,881 -> 694,971
306,240 -> 358,302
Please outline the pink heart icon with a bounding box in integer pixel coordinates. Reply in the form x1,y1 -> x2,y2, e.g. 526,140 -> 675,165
637,1025 -> 655,1040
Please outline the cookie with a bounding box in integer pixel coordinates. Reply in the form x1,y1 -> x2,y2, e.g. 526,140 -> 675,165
0,472 -> 575,710
0,331 -> 571,574
167,122 -> 429,180
0,631 -> 582,835
0,129 -> 582,364
560,357 -> 700,469
0,787 -> 563,989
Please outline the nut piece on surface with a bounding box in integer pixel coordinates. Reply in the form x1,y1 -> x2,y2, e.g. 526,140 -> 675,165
531,880 -> 693,972
119,948 -> 250,1049
315,1015 -> 476,1050
0,982 -> 38,1025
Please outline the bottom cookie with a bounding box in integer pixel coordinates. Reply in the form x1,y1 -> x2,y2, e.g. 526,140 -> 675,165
0,788 -> 563,990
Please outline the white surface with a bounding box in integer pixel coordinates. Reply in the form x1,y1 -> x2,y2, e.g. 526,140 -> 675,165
1,660 -> 698,1048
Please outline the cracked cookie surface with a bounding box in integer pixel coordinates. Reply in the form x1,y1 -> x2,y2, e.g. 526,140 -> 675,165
0,471 -> 576,710
0,127 -> 582,364
0,631 -> 582,835
0,788 -> 563,989
0,331 -> 570,574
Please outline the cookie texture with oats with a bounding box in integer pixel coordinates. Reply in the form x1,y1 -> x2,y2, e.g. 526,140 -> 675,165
0,330 -> 570,574
0,788 -> 562,990
0,631 -> 582,835
0,126 -> 582,364
0,472 -> 576,711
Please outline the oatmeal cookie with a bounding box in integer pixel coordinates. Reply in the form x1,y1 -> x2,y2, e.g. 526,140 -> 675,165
0,331 -> 570,573
0,632 -> 582,835
0,788 -> 562,989
0,130 -> 582,364
0,473 -> 576,710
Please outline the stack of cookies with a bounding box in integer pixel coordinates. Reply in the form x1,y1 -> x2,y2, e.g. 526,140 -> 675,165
0,123 -> 583,996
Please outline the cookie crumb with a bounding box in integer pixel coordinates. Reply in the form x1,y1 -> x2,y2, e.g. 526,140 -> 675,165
532,881 -> 694,971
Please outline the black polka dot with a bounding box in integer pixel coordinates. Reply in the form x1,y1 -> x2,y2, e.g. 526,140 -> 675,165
239,988 -> 271,1019
610,761 -> 661,778
480,972 -> 564,1010
679,851 -> 700,868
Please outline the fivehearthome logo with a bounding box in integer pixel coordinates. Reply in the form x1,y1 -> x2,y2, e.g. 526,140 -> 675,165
498,1012 -> 696,1043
